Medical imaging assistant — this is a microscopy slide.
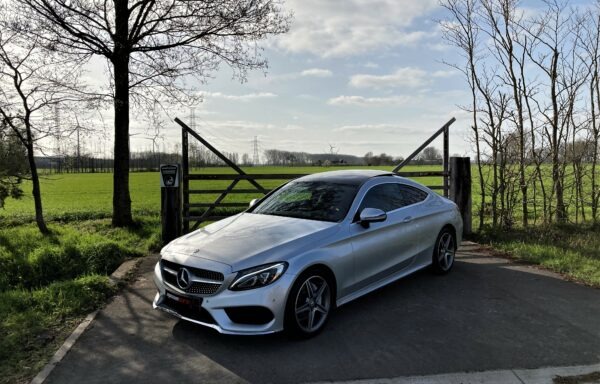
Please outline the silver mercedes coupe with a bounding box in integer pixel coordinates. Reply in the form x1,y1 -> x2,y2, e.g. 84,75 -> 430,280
153,170 -> 463,337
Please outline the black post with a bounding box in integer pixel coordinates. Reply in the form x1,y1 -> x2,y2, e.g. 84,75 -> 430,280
181,126 -> 189,233
450,157 -> 472,236
161,164 -> 182,244
443,125 -> 449,197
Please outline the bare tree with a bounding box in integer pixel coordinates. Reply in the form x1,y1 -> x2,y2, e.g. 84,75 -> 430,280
479,0 -> 530,226
440,0 -> 487,230
520,0 -> 581,223
13,0 -> 290,227
579,3 -> 600,224
0,28 -> 85,233
419,146 -> 443,161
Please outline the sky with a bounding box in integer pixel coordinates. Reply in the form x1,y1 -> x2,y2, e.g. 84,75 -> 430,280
78,0 -> 475,160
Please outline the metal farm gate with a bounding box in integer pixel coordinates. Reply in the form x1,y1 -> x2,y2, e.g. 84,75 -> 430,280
174,117 -> 462,234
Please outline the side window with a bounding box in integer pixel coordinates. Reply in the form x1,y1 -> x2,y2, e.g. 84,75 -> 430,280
359,183 -> 428,213
359,184 -> 398,212
397,185 -> 428,206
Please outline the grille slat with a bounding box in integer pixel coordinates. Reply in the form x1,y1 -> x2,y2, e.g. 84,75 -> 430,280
160,259 -> 224,295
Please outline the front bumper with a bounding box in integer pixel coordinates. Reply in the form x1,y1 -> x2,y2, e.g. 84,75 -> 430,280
152,261 -> 294,335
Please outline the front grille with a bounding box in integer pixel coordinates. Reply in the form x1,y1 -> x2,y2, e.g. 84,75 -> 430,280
160,259 -> 224,296
187,282 -> 221,295
161,259 -> 224,281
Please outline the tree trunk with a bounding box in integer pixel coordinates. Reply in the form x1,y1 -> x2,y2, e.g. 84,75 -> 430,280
111,53 -> 133,227
25,126 -> 49,234
111,0 -> 133,227
550,50 -> 567,223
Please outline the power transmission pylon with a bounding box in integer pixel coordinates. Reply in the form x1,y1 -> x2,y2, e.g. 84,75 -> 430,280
189,107 -> 196,130
252,136 -> 259,165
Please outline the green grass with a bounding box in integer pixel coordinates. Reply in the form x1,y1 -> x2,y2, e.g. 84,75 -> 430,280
474,224 -> 600,287
0,218 -> 161,384
0,275 -> 117,384
0,165 -> 444,225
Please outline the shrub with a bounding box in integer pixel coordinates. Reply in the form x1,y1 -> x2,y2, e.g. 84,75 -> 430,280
0,247 -> 28,291
27,244 -> 85,288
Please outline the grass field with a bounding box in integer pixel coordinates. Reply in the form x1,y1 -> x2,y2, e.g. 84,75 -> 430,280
0,165 -> 445,225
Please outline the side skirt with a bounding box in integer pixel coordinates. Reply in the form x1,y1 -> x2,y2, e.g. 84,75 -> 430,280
336,259 -> 432,307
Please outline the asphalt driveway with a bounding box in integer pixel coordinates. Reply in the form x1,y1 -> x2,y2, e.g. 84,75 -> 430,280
45,242 -> 600,384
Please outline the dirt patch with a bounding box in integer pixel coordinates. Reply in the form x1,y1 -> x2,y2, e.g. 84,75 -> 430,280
553,371 -> 600,384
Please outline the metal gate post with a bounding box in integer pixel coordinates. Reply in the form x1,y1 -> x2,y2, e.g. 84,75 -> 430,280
449,157 -> 472,236
160,164 -> 182,244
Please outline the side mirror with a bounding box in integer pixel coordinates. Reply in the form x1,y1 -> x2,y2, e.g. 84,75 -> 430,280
359,208 -> 387,228
249,198 -> 259,208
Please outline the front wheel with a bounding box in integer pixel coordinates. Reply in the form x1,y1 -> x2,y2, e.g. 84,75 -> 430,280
285,272 -> 332,338
431,228 -> 456,274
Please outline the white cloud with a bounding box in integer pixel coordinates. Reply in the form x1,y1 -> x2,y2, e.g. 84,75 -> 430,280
431,70 -> 457,78
274,0 -> 438,57
200,92 -> 277,102
333,124 -> 419,135
327,95 -> 412,107
349,67 -> 426,89
300,68 -> 333,77
348,67 -> 459,89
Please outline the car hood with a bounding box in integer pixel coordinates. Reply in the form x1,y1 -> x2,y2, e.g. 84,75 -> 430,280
163,213 -> 338,271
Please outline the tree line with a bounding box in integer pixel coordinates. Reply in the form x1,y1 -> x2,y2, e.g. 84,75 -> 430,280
441,0 -> 600,229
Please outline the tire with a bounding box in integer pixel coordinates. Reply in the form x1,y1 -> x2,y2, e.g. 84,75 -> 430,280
284,270 -> 333,338
431,227 -> 456,275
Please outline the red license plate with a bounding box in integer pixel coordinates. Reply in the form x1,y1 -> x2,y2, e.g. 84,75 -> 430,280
166,292 -> 192,305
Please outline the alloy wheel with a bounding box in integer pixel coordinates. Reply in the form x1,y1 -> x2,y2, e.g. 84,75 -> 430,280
294,276 -> 330,333
438,232 -> 455,271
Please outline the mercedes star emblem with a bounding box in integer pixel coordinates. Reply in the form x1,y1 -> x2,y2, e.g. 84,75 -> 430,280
177,268 -> 192,290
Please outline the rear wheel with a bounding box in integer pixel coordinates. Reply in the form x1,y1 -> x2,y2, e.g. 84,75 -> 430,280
431,228 -> 456,274
285,271 -> 332,338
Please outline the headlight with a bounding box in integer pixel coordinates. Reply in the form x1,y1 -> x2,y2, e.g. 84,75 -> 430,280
229,262 -> 288,291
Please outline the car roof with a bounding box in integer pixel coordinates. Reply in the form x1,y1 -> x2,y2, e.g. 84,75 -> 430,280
296,169 -> 396,186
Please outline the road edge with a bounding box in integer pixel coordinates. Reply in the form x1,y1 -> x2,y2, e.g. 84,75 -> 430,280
306,363 -> 600,384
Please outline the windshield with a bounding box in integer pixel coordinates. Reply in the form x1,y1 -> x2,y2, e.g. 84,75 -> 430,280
251,181 -> 358,222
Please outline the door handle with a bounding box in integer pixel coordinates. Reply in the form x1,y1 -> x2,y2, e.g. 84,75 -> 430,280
402,216 -> 413,223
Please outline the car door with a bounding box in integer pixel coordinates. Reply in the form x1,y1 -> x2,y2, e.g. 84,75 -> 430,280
348,181 -> 429,292
393,184 -> 438,264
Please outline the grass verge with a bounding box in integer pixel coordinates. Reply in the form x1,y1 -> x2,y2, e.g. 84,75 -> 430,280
474,224 -> 600,287
0,276 -> 117,384
0,217 -> 161,384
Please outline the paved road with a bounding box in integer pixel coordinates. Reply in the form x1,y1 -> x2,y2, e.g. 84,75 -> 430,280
46,243 -> 600,384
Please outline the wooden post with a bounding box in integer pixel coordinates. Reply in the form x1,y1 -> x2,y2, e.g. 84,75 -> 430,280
450,157 -> 472,236
443,125 -> 449,197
